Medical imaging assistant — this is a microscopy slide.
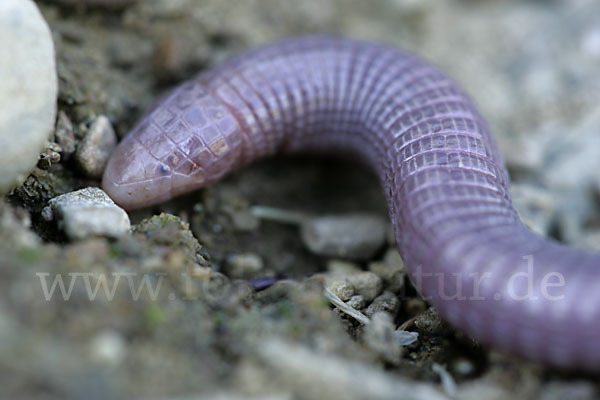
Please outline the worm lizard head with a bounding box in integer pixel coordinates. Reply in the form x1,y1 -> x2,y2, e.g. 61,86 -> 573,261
102,131 -> 176,210
102,85 -> 230,210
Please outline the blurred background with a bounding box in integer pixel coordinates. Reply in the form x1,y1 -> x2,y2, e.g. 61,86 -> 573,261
1,0 -> 599,399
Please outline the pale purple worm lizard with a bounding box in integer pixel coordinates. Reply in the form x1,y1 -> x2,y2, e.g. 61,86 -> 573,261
102,36 -> 600,370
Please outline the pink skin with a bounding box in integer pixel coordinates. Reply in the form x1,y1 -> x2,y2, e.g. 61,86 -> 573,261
102,79 -> 240,209
103,36 -> 600,370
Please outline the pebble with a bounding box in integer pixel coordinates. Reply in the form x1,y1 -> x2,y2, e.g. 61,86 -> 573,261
346,295 -> 366,310
346,272 -> 383,302
255,280 -> 299,303
0,0 -> 57,194
326,279 -> 355,301
257,338 -> 448,400
582,230 -> 600,252
153,35 -> 184,84
37,142 -> 62,170
0,204 -> 39,249
510,183 -> 558,236
369,248 -> 406,293
49,0 -> 138,10
364,291 -> 400,318
413,308 -> 453,337
300,214 -> 386,260
326,259 -> 362,276
54,110 -> 77,159
363,312 -> 404,365
582,27 -> 600,59
503,134 -> 544,176
222,204 -> 260,231
89,330 -> 126,365
457,382 -> 512,400
451,358 -> 476,376
225,253 -> 264,278
42,187 -> 131,240
75,115 -> 117,178
539,381 -> 597,400
404,298 -> 427,316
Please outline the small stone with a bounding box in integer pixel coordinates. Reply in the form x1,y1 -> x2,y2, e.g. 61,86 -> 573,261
582,27 -> 600,59
326,279 -> 354,301
222,204 -> 260,231
255,280 -> 299,303
43,187 -> 131,240
369,248 -> 406,293
503,135 -> 544,175
326,259 -> 362,276
582,230 -> 600,251
153,35 -> 184,84
346,272 -> 383,302
75,115 -> 117,178
414,308 -> 453,337
300,214 -> 386,260
364,291 -> 400,318
0,0 -> 57,193
37,142 -> 62,170
225,253 -> 264,278
510,183 -> 557,236
451,358 -> 475,376
50,0 -> 138,10
89,330 -> 126,365
257,338 -> 446,400
539,381 -> 597,400
404,298 -> 427,316
457,382 -> 512,400
363,312 -> 404,365
346,295 -> 365,310
54,110 -> 76,159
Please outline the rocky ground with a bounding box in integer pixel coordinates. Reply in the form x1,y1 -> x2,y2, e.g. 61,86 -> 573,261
1,0 -> 600,399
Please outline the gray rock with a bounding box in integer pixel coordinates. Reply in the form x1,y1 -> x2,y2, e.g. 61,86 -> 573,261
54,110 -> 76,159
0,0 -> 57,193
539,381 -> 597,400
326,259 -> 362,276
582,230 -> 600,252
37,142 -> 62,170
89,330 -> 126,366
49,0 -> 138,10
225,253 -> 264,278
414,308 -> 453,337
363,312 -> 404,365
451,358 -> 475,377
326,279 -> 354,301
346,295 -> 366,310
369,249 -> 406,293
256,338 -> 448,400
255,280 -> 299,303
42,187 -> 130,240
75,115 -> 117,178
300,214 -> 386,260
510,183 -> 557,236
346,272 -> 383,302
582,27 -> 600,59
364,291 -> 400,318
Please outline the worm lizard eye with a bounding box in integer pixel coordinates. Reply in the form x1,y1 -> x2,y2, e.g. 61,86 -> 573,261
158,163 -> 171,175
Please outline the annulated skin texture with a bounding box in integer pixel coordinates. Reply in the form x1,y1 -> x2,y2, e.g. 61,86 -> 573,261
102,36 -> 600,370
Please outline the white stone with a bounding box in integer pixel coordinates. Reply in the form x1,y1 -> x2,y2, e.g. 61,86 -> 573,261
76,115 -> 117,178
300,214 -> 386,260
43,187 -> 131,240
0,0 -> 57,193
89,330 -> 126,365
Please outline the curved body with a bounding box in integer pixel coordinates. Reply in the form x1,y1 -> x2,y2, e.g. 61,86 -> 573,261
103,36 -> 600,369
